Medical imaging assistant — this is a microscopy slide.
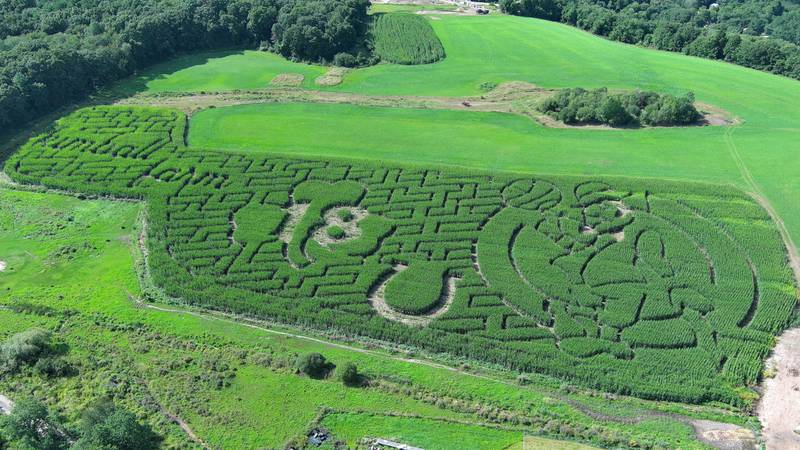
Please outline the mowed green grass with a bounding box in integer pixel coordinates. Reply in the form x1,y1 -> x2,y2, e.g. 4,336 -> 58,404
137,50 -> 326,93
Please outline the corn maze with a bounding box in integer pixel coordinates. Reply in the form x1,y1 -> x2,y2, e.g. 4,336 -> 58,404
6,106 -> 798,403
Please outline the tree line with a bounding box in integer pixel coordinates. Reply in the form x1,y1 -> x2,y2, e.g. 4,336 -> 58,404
538,88 -> 702,127
499,0 -> 800,82
0,0 -> 371,131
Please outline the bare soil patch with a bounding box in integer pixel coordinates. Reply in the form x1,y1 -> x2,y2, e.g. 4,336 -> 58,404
690,420 -> 756,450
697,102 -> 740,127
758,328 -> 800,450
279,202 -> 309,244
0,261 -> 5,272
315,67 -> 348,87
369,264 -> 459,327
312,207 -> 368,247
270,73 -> 304,87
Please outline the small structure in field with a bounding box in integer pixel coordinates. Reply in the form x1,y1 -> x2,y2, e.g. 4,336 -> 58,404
369,438 -> 424,450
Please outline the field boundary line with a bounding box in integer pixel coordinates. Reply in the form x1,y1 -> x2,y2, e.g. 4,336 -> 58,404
724,126 -> 800,285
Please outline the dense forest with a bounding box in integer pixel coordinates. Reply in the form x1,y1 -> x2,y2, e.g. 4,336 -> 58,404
500,0 -> 800,81
0,0 -> 370,130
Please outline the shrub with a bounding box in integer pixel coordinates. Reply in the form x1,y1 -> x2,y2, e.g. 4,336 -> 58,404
339,362 -> 361,386
337,209 -> 355,222
333,52 -> 358,68
295,353 -> 331,379
327,226 -> 346,240
34,356 -> 75,379
0,328 -> 55,373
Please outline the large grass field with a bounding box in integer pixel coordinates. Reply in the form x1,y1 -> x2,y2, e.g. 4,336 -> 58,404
133,50 -> 327,93
189,102 -> 739,185
135,15 -> 800,253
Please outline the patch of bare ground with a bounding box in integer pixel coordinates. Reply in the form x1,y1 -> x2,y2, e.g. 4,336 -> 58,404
369,264 -> 459,327
311,206 -> 368,247
690,420 -> 757,450
758,328 -> 800,450
315,67 -> 348,87
0,261 -> 6,272
278,202 -> 309,244
610,200 -> 632,217
697,102 -> 741,126
269,73 -> 304,87
0,394 -> 12,415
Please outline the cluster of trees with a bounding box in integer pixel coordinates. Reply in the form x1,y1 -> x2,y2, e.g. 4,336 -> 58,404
499,0 -> 800,81
0,328 -> 74,378
294,352 -> 363,386
0,0 -> 372,131
538,88 -> 702,127
0,397 -> 159,450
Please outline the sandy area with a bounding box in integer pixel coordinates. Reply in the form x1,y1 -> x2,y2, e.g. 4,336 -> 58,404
758,327 -> 800,449
690,420 -> 757,450
0,260 -> 6,271
311,207 -> 369,247
278,203 -> 309,244
0,394 -> 12,415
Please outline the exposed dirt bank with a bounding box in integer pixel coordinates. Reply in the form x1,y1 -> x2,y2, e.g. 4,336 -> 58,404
758,328 -> 800,450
